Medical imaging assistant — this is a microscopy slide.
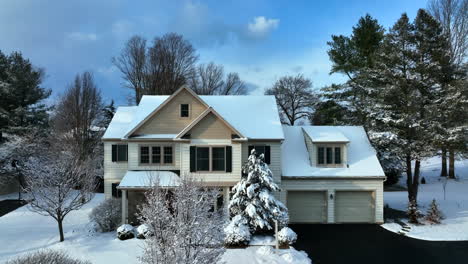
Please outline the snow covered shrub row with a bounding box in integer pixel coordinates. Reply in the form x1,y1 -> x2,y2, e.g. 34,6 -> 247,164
5,250 -> 91,264
277,227 -> 297,246
117,224 -> 135,240
89,198 -> 121,232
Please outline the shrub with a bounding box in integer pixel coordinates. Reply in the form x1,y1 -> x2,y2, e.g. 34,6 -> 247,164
136,224 -> 153,239
89,198 -> 121,232
425,199 -> 444,224
6,250 -> 91,264
224,215 -> 251,247
277,227 -> 297,246
117,224 -> 135,240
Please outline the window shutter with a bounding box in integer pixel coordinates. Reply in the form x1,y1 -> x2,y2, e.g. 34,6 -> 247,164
226,146 -> 232,172
248,145 -> 254,156
125,145 -> 128,161
112,145 -> 117,162
190,146 -> 196,172
265,146 -> 271,164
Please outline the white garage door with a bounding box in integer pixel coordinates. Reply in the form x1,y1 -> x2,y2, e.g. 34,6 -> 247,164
335,191 -> 375,223
287,191 -> 327,223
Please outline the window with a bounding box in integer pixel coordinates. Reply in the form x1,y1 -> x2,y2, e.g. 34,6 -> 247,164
317,146 -> 343,165
140,146 -> 150,164
140,145 -> 173,165
317,147 -> 325,164
334,147 -> 341,164
112,144 -> 128,162
111,183 -> 122,198
248,145 -> 271,164
180,104 -> 189,117
212,147 -> 225,171
196,147 -> 210,171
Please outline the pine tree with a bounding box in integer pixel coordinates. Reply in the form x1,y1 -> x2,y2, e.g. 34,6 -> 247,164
407,199 -> 421,224
228,149 -> 289,234
425,199 -> 444,224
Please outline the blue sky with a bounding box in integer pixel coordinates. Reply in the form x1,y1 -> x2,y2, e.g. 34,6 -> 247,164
0,0 -> 427,106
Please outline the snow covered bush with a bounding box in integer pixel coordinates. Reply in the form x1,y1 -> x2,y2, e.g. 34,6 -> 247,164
425,199 -> 444,224
407,199 -> 422,224
5,249 -> 91,264
277,227 -> 297,246
117,224 -> 135,240
136,224 -> 153,239
89,198 -> 121,232
138,175 -> 225,264
228,149 -> 289,235
224,215 -> 251,246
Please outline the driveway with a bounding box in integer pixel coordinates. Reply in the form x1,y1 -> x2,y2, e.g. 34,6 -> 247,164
290,224 -> 468,264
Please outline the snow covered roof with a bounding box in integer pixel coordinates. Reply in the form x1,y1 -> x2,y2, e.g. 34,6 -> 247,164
129,134 -> 178,140
102,106 -> 138,139
117,171 -> 180,189
302,126 -> 349,142
103,92 -> 284,140
282,126 -> 385,178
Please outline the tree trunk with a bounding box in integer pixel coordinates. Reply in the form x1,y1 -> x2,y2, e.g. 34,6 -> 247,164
413,160 -> 421,203
440,147 -> 447,177
406,155 -> 414,202
58,218 -> 65,242
448,149 -> 455,179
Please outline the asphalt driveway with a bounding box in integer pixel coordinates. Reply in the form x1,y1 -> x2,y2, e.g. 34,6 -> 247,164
290,224 -> 468,264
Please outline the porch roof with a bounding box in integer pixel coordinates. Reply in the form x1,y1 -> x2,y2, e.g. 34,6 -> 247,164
117,171 -> 180,189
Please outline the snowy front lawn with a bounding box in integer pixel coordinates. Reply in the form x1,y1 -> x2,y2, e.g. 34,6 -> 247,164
382,157 -> 468,241
0,194 -> 311,264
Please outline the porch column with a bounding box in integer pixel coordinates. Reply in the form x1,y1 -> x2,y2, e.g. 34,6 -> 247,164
122,189 -> 128,225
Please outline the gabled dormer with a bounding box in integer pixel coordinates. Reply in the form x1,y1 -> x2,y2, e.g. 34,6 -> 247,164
302,127 -> 349,168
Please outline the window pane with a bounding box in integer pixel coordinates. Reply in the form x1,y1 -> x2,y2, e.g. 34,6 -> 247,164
196,147 -> 209,171
152,146 -> 161,164
318,147 -> 325,164
140,146 -> 149,164
164,146 -> 173,164
326,147 -> 333,164
335,147 -> 341,164
180,104 -> 189,117
212,147 -> 225,171
253,145 -> 265,158
117,145 -> 127,161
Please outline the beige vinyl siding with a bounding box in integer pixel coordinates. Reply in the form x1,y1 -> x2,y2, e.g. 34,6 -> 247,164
280,178 -> 384,223
189,112 -> 233,139
335,191 -> 375,223
303,133 -> 348,168
180,140 -> 242,185
287,191 -> 327,223
127,142 -> 180,171
241,141 -> 282,183
103,142 -> 128,198
134,89 -> 208,135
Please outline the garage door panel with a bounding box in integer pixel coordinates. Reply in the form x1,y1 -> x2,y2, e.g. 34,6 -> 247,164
335,191 -> 374,223
287,191 -> 326,223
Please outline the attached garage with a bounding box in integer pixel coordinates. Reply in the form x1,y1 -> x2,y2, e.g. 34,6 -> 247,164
335,191 -> 375,223
287,191 -> 327,223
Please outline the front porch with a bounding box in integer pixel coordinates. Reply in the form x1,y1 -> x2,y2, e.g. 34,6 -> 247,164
117,171 -> 232,224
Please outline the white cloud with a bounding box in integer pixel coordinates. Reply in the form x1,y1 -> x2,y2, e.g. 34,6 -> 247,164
247,16 -> 279,38
66,32 -> 98,41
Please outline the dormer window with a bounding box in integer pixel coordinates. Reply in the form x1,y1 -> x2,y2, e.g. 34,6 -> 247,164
317,146 -> 342,165
180,104 -> 189,117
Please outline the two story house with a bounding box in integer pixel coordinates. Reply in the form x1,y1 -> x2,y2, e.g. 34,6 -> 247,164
102,86 -> 385,224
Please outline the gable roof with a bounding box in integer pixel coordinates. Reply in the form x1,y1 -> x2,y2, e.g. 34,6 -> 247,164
104,91 -> 284,140
302,126 -> 350,142
102,106 -> 138,139
175,107 -> 245,139
282,125 -> 385,177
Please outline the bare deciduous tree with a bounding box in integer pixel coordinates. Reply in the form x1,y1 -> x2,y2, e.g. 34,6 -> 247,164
53,71 -> 103,161
189,62 -> 247,95
265,74 -> 318,125
428,0 -> 468,66
138,175 -> 225,264
23,146 -> 97,242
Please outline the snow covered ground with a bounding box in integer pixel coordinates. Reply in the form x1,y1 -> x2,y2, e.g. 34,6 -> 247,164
0,194 -> 311,264
382,157 -> 468,241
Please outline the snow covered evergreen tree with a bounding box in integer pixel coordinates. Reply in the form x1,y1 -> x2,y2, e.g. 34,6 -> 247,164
228,149 -> 289,238
425,199 -> 444,224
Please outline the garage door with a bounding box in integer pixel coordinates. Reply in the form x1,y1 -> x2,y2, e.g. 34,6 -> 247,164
335,191 -> 375,223
287,191 -> 327,223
